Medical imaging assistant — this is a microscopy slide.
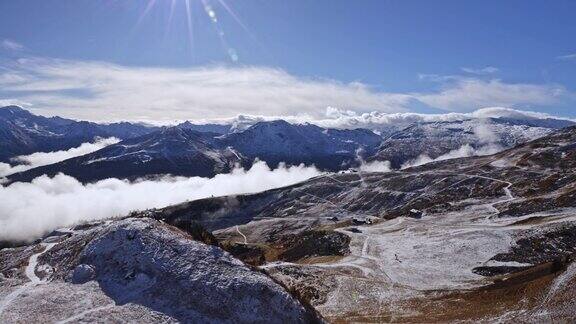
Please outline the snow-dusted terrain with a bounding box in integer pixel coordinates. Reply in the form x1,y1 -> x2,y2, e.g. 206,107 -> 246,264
148,125 -> 576,322
5,116 -> 382,183
2,106 -> 576,322
371,117 -> 570,168
0,105 -> 156,163
0,218 -> 320,323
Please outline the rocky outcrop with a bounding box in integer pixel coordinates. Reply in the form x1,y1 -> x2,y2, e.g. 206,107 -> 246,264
0,218 -> 322,323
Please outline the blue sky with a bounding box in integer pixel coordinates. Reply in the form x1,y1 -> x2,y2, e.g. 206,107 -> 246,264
0,0 -> 575,121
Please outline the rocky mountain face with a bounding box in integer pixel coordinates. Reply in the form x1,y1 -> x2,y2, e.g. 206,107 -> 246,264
221,120 -> 383,170
0,106 -> 156,162
3,106 -> 574,184
7,127 -> 244,183
0,218 -> 321,323
6,120 -> 383,183
371,117 -> 573,168
140,126 -> 576,322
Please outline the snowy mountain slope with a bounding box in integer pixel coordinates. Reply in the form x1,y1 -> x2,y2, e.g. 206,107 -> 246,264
7,127 -> 243,183
370,117 -> 572,168
6,120 -> 382,183
221,120 -> 382,170
0,106 -> 83,162
2,126 -> 576,321
0,106 -> 156,162
146,126 -> 576,321
0,218 -> 321,323
3,106 -> 574,184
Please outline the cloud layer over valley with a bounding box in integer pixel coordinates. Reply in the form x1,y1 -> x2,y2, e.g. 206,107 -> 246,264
400,144 -> 502,169
0,161 -> 322,242
0,137 -> 120,177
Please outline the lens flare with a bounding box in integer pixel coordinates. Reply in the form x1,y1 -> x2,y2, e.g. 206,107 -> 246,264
184,0 -> 195,58
135,0 -> 158,28
165,0 -> 177,37
132,0 -> 256,63
215,0 -> 257,42
201,0 -> 238,62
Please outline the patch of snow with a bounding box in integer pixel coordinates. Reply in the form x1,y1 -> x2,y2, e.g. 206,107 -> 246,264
491,158 -> 513,168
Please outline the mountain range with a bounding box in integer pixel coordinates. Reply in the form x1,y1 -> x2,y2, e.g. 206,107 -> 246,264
2,123 -> 576,322
0,106 -> 156,163
371,117 -> 574,168
1,105 -> 575,184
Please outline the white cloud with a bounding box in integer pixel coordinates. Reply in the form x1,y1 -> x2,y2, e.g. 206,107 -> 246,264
0,57 -> 410,121
1,39 -> 24,51
557,53 -> 576,61
0,161 -> 322,242
461,66 -> 499,75
0,137 -> 120,177
416,79 -> 566,112
0,98 -> 30,107
400,144 -> 502,169
354,148 -> 392,172
468,106 -> 566,120
473,122 -> 500,144
278,106 -> 574,132
417,74 -> 460,82
358,160 -> 392,173
0,57 -> 571,121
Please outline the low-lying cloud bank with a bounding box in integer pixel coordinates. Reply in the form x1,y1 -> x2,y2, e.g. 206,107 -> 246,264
170,106 -> 576,133
358,160 -> 392,173
0,161 -> 322,242
0,137 -> 119,177
316,106 -> 575,130
401,144 -> 502,169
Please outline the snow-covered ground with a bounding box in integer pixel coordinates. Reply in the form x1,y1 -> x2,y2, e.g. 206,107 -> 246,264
259,171 -> 576,320
0,218 -> 318,323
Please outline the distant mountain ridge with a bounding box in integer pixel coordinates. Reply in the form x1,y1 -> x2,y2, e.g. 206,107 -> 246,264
176,121 -> 233,135
6,120 -> 383,183
2,106 -> 575,183
6,126 -> 245,182
220,120 -> 382,169
0,106 -> 157,162
371,117 -> 573,168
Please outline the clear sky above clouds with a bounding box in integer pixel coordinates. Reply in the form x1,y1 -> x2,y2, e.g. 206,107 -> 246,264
0,0 -> 575,121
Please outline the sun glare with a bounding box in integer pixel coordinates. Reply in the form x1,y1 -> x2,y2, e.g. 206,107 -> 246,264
134,0 -> 250,62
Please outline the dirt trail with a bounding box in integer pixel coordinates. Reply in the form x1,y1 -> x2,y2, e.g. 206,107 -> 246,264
0,242 -> 57,315
235,225 -> 248,244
